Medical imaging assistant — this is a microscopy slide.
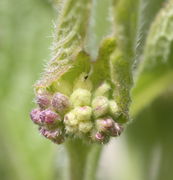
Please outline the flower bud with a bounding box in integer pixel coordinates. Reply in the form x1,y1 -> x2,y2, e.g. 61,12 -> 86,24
92,96 -> 109,118
91,132 -> 109,143
36,93 -> 51,109
96,118 -> 114,132
109,122 -> 123,137
109,100 -> 118,117
94,82 -> 111,97
40,109 -> 61,125
52,92 -> 70,113
78,121 -> 93,133
70,88 -> 91,107
65,125 -> 78,134
95,132 -> 105,141
39,127 -> 64,144
30,108 -> 42,125
73,106 -> 92,121
64,111 -> 78,126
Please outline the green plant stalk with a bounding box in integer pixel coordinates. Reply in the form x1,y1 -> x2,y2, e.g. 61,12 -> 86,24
84,144 -> 102,180
66,140 -> 102,180
66,139 -> 91,180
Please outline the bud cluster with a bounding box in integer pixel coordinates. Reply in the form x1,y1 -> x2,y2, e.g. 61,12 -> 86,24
30,74 -> 124,144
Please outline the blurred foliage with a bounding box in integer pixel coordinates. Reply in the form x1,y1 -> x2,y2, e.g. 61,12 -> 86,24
0,0 -> 56,179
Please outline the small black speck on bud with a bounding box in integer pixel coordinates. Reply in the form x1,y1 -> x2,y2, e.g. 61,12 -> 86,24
52,92 -> 70,113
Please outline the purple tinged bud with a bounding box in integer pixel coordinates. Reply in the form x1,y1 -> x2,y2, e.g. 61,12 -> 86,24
52,93 -> 70,113
95,132 -> 105,141
39,127 -> 64,144
30,108 -> 42,125
114,123 -> 124,135
102,118 -> 114,128
109,122 -> 123,137
96,118 -> 114,132
39,109 -> 61,125
36,94 -> 51,109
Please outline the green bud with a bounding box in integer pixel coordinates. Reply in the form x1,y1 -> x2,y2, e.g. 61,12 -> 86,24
64,111 -> 78,126
109,100 -> 119,117
78,121 -> 93,133
70,88 -> 91,107
94,82 -> 111,97
73,106 -> 92,121
65,125 -> 78,134
73,73 -> 93,91
92,96 -> 109,118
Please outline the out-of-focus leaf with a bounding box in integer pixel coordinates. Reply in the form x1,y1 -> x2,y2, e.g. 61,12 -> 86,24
86,0 -> 113,59
131,1 -> 173,117
134,0 -> 166,69
0,0 -> 56,179
113,0 -> 139,58
127,91 -> 173,180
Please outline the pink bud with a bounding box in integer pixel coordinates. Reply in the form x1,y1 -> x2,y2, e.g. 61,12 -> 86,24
39,127 -> 64,144
52,93 -> 70,112
39,109 -> 61,125
36,94 -> 51,109
96,118 -> 114,132
109,122 -> 123,137
95,132 -> 105,141
30,108 -> 42,125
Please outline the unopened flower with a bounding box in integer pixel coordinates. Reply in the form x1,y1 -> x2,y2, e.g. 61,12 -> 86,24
109,122 -> 123,137
39,127 -> 64,144
94,82 -> 111,97
40,109 -> 61,125
30,108 -> 42,125
65,125 -> 78,134
64,111 -> 78,126
70,88 -> 91,107
36,93 -> 51,109
92,132 -> 109,143
52,92 -> 70,113
96,118 -> 114,132
92,96 -> 109,118
73,106 -> 92,121
78,121 -> 93,133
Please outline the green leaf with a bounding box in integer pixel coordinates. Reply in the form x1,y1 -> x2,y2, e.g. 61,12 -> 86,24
110,49 -> 133,123
113,0 -> 139,57
134,0 -> 165,69
131,1 -> 173,117
91,37 -> 116,88
35,0 -> 92,91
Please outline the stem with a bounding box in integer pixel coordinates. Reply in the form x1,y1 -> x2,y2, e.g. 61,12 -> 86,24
65,139 -> 103,180
66,139 -> 91,180
84,144 -> 103,180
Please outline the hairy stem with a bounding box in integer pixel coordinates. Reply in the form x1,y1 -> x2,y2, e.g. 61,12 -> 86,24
65,139 -> 90,180
66,140 -> 103,180
84,144 -> 102,180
